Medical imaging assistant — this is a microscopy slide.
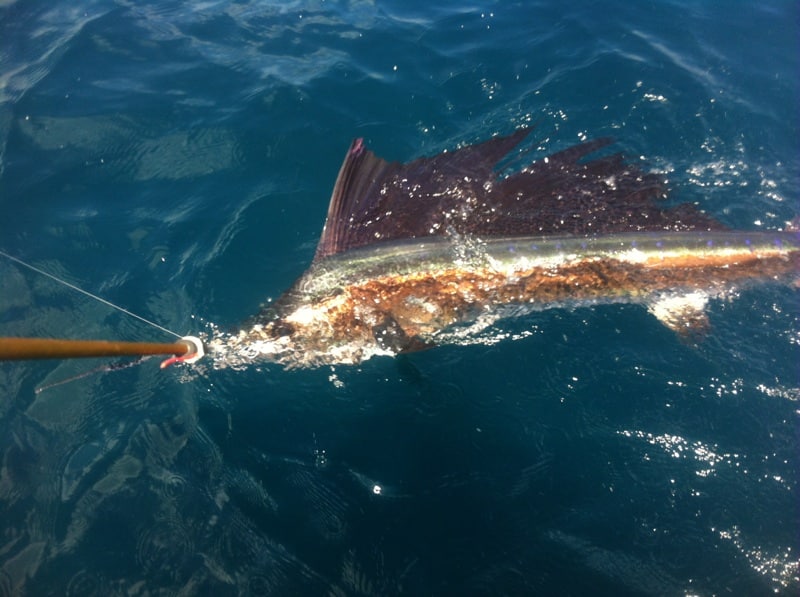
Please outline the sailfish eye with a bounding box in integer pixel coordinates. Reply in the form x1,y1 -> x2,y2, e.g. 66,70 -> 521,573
271,320 -> 295,337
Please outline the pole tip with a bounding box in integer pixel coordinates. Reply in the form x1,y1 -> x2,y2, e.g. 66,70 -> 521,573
160,336 -> 205,369
179,336 -> 205,363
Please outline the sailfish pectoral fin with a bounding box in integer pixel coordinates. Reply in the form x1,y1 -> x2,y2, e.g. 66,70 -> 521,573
371,314 -> 434,354
647,291 -> 710,338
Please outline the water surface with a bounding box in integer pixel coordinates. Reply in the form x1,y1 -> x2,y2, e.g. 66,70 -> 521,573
0,1 -> 798,594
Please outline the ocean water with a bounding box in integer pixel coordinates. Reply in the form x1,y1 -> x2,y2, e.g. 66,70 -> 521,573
1,0 -> 798,594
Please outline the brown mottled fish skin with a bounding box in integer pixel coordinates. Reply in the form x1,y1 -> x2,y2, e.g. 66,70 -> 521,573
233,231 -> 799,367
221,129 -> 799,368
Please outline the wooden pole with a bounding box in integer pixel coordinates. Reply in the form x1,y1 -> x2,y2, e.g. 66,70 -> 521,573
0,337 -> 193,361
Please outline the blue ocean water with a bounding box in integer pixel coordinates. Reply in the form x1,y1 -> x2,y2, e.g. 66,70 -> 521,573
1,0 -> 798,594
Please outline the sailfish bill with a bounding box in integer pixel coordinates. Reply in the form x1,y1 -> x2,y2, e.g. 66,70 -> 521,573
212,128 -> 799,368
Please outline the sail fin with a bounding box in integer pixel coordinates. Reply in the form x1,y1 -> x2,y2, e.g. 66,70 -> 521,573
314,128 -> 725,262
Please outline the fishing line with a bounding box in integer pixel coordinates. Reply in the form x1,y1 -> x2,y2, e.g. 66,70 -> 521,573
35,356 -> 153,394
0,249 -> 183,339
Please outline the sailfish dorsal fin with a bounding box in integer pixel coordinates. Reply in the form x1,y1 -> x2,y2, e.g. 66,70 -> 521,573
314,128 -> 724,261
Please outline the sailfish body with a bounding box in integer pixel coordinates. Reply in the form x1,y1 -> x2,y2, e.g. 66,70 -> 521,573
216,129 -> 799,368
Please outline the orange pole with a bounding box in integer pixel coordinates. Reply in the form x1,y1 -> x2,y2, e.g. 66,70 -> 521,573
0,337 -> 193,361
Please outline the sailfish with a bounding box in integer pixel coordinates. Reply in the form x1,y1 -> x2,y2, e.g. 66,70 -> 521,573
213,128 -> 799,368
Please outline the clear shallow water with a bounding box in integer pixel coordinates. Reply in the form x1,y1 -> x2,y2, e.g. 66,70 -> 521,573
1,0 -> 798,594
